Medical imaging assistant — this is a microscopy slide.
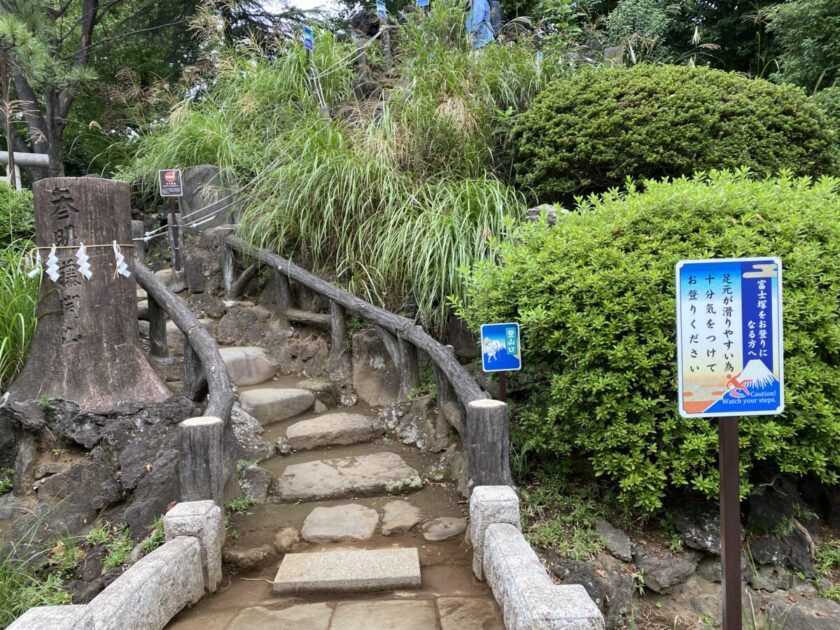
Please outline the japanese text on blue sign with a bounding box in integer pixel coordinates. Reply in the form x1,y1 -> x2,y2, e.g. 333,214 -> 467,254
481,323 -> 521,373
676,258 -> 784,418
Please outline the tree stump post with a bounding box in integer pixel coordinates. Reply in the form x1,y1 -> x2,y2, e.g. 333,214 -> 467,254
466,399 -> 513,487
147,297 -> 168,359
275,271 -> 292,328
8,177 -> 170,412
179,416 -> 224,504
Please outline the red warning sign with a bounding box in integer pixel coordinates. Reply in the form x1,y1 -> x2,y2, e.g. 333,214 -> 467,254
158,169 -> 183,197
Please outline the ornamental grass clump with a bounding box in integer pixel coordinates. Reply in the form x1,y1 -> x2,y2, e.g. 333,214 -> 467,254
458,171 -> 840,514
513,64 -> 839,201
122,1 -> 567,330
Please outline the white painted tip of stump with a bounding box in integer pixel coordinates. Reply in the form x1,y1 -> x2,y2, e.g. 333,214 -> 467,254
182,416 -> 223,427
469,399 -> 506,409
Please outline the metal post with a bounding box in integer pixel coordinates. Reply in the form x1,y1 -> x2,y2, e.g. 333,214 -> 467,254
497,372 -> 507,402
719,417 -> 742,630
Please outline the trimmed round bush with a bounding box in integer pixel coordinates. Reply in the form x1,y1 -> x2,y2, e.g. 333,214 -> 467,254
458,172 -> 840,513
512,65 -> 838,200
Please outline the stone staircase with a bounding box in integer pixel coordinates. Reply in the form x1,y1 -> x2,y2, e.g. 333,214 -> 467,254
164,331 -> 502,629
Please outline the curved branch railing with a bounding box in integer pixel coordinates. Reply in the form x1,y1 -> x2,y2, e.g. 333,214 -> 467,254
135,261 -> 235,422
223,235 -> 490,439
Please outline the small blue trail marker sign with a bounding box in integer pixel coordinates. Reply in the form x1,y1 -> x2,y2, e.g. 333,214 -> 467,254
676,257 -> 784,418
480,323 -> 521,373
376,0 -> 387,19
416,0 -> 430,7
302,26 -> 314,51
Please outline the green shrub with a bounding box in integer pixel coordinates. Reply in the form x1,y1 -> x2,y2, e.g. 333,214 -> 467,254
457,171 -> 840,513
512,65 -> 838,200
0,184 -> 33,245
813,87 -> 840,149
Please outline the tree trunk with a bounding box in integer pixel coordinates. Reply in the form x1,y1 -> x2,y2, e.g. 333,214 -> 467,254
8,177 -> 170,413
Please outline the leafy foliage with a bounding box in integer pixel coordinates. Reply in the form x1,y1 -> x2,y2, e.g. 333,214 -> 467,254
458,172 -> 840,513
122,1 -> 569,329
512,65 -> 838,200
768,0 -> 840,91
0,184 -> 32,245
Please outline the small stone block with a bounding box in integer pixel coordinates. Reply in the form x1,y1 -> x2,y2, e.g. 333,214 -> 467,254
275,452 -> 422,502
6,605 -> 87,629
483,524 -> 604,630
422,517 -> 467,542
241,388 -> 315,425
285,413 -> 382,450
272,548 -> 421,594
470,485 -> 521,580
163,500 -> 225,593
301,504 -> 379,543
219,346 -> 278,386
382,500 -> 423,536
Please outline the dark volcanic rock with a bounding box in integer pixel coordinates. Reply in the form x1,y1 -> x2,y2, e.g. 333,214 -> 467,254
542,549 -> 634,629
747,478 -> 805,533
749,526 -> 814,576
119,448 -> 180,536
633,547 -> 702,594
673,502 -> 723,555
595,518 -> 632,562
765,592 -> 840,630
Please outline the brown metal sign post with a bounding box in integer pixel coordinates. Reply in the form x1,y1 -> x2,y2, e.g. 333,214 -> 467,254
676,258 -> 785,630
719,417 -> 741,630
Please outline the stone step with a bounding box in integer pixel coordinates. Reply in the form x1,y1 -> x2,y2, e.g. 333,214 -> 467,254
219,346 -> 278,386
274,452 -> 423,502
241,388 -> 315,425
272,548 -> 421,594
285,413 -> 382,450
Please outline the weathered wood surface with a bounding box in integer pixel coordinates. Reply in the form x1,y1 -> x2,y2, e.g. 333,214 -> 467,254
228,263 -> 259,299
330,301 -> 347,363
135,262 -> 234,422
183,340 -> 208,402
147,297 -> 168,358
466,399 -> 513,487
225,236 -> 488,421
9,177 -> 170,412
179,416 -> 224,503
287,308 -> 331,327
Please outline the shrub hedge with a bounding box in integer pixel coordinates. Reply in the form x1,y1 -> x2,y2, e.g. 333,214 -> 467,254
512,65 -> 838,201
457,171 -> 840,513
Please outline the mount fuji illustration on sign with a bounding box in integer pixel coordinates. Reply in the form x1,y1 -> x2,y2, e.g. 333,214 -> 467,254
675,258 -> 784,418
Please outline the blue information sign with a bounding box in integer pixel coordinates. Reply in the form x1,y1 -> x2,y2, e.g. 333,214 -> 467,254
302,26 -> 314,51
676,258 -> 784,418
481,323 -> 521,373
376,0 -> 387,18
417,0 -> 430,7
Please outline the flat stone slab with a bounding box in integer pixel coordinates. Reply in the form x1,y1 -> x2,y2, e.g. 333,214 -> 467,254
241,388 -> 315,425
273,548 -> 421,594
330,600 -> 437,630
438,597 -> 504,630
382,500 -> 423,536
301,504 -> 379,543
275,452 -> 423,502
422,517 -> 467,542
219,346 -> 277,386
227,603 -> 333,630
285,413 -> 382,450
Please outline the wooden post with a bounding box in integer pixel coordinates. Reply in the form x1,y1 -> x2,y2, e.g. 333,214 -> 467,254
221,245 -> 235,298
720,418 -> 743,630
183,340 -> 207,402
168,202 -> 183,273
131,220 -> 146,264
179,416 -> 224,504
8,178 -> 170,412
330,301 -> 347,362
229,263 -> 259,299
147,297 -> 168,359
466,399 -> 513,487
397,336 -> 420,397
275,270 -> 292,328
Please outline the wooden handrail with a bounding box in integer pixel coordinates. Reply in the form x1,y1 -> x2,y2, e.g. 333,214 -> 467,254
224,235 -> 489,416
134,261 -> 234,422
